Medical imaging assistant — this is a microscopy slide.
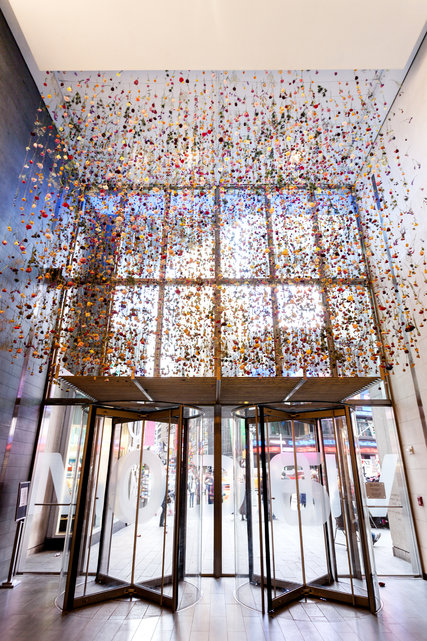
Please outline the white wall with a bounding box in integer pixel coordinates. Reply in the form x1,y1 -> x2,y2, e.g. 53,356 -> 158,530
356,34 -> 427,574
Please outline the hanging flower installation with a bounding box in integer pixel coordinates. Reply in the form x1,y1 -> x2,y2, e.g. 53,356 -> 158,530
0,70 -> 425,380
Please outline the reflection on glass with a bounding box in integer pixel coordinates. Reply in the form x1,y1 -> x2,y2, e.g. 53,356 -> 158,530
293,420 -> 330,585
21,405 -> 87,576
221,409 -> 235,574
57,407 -> 89,609
134,418 -> 177,598
352,406 -> 421,576
201,412 -> 214,574
74,417 -> 179,599
316,417 -> 363,597
178,407 -> 203,609
334,415 -> 371,598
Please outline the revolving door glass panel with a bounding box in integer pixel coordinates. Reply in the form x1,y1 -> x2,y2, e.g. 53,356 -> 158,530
60,405 -> 202,611
233,406 -> 378,614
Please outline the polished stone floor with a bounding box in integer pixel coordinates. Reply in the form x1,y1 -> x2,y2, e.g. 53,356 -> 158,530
0,574 -> 426,641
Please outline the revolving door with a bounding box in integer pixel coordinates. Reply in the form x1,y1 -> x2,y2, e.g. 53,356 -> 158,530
234,405 -> 380,614
58,405 -> 203,611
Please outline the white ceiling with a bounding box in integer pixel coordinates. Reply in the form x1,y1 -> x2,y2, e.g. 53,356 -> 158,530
3,0 -> 427,71
1,0 -> 425,188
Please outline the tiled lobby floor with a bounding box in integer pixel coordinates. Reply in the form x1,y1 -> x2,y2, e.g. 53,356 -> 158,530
0,574 -> 426,641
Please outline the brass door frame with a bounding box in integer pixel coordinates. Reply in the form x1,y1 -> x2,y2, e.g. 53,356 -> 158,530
62,404 -> 191,612
239,404 -> 377,614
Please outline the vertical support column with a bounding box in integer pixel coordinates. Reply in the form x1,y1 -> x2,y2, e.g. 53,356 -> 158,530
264,188 -> 284,376
258,407 -> 273,612
172,405 -> 184,611
154,188 -> 171,376
213,185 -> 222,382
213,403 -> 222,578
64,405 -> 97,611
213,185 -> 222,578
310,191 -> 338,376
178,415 -> 189,581
254,406 -> 265,614
244,416 -> 254,581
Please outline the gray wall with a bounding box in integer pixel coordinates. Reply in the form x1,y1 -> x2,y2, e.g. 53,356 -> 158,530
0,10 -> 54,581
356,33 -> 427,574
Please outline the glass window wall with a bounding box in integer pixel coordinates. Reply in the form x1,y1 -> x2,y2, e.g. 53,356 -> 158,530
53,186 -> 379,380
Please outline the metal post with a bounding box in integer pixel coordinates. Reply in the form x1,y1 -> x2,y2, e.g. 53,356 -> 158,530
178,416 -> 189,581
213,185 -> 222,381
1,520 -> 25,588
254,406 -> 265,614
258,407 -> 273,612
172,405 -> 184,611
213,403 -> 222,578
244,416 -> 254,582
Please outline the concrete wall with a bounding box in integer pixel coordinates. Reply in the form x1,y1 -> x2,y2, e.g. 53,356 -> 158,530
356,34 -> 427,575
0,10 -> 54,581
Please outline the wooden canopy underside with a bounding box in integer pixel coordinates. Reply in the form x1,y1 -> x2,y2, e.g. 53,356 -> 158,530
60,375 -> 381,407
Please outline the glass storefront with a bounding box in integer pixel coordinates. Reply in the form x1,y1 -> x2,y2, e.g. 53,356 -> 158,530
18,389 -> 421,616
351,405 -> 421,576
19,404 -> 89,575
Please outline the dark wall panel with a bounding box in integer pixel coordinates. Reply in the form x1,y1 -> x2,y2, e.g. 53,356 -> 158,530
0,11 -> 52,581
